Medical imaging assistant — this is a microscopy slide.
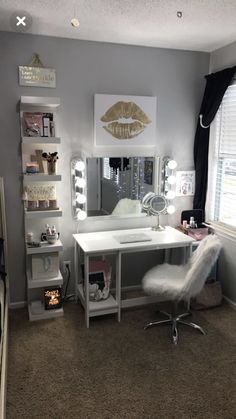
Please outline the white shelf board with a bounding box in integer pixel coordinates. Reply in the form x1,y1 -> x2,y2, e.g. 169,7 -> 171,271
26,239 -> 63,254
78,284 -> 118,315
21,96 -> 60,108
23,174 -> 61,183
22,136 -> 61,144
27,269 -> 63,289
25,209 -> 62,219
28,303 -> 64,321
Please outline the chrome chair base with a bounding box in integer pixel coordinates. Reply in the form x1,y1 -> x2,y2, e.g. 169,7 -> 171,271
144,310 -> 206,345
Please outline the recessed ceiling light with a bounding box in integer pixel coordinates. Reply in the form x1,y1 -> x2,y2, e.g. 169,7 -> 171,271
71,17 -> 80,28
177,11 -> 183,18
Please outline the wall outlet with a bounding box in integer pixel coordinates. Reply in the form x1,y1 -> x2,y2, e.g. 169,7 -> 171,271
62,260 -> 71,273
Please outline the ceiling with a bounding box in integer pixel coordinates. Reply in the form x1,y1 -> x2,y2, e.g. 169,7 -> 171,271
0,0 -> 236,52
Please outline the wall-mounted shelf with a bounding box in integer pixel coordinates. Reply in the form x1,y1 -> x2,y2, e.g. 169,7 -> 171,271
26,239 -> 63,255
22,136 -> 61,144
20,95 -> 64,322
21,96 -> 60,108
25,209 -> 62,219
23,174 -> 62,183
27,269 -> 63,289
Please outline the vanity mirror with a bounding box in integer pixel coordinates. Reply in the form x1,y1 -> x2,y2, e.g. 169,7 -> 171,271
71,156 -> 160,219
142,192 -> 167,231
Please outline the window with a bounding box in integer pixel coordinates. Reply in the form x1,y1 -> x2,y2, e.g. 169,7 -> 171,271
207,81 -> 236,228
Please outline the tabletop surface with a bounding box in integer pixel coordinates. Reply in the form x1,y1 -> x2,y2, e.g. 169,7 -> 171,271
73,226 -> 194,254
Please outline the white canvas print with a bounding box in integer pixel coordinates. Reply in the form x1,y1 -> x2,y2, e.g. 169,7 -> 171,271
94,94 -> 157,147
176,171 -> 195,196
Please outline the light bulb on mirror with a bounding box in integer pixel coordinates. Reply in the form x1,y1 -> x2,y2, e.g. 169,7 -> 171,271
167,205 -> 176,214
75,160 -> 85,172
167,160 -> 177,170
167,175 -> 176,185
76,194 -> 86,204
77,210 -> 87,220
166,190 -> 176,200
76,177 -> 86,188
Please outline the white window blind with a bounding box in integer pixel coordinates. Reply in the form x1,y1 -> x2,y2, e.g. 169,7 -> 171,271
102,158 -> 119,184
207,81 -> 236,228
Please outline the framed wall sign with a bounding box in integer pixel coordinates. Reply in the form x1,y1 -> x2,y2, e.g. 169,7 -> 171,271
176,171 -> 195,196
94,94 -> 157,147
19,66 -> 56,88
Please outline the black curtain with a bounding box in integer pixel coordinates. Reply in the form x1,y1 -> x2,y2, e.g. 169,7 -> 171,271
193,66 -> 236,214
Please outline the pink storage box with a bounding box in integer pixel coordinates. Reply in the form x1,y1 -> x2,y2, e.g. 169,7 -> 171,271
187,227 -> 208,241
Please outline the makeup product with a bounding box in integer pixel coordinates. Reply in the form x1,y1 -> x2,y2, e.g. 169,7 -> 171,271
50,121 -> 55,137
26,162 -> 39,174
27,200 -> 38,210
26,232 -> 34,244
182,220 -> 188,228
38,199 -> 49,209
45,224 -> 52,235
190,216 -> 195,228
49,199 -> 58,209
43,116 -> 50,137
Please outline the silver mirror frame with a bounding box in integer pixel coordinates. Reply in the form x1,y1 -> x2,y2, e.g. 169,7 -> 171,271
142,192 -> 167,231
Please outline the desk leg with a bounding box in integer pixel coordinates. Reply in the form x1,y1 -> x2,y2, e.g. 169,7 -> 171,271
186,244 -> 193,310
74,242 -> 79,302
85,254 -> 90,328
185,243 -> 193,264
116,252 -> 121,322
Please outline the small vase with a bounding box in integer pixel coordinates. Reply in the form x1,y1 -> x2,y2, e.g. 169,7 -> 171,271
47,161 -> 56,175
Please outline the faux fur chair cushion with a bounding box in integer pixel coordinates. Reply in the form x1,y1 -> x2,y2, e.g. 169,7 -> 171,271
142,234 -> 222,301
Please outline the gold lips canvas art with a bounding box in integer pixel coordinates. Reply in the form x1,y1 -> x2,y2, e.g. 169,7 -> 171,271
94,94 -> 157,146
101,101 -> 151,140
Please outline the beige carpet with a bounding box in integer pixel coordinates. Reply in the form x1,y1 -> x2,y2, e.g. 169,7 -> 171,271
6,301 -> 236,419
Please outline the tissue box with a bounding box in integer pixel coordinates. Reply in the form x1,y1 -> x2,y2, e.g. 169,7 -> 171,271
32,252 -> 59,279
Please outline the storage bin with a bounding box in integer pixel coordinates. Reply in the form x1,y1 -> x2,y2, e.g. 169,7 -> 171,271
31,252 -> 59,279
176,225 -> 208,241
81,260 -> 112,301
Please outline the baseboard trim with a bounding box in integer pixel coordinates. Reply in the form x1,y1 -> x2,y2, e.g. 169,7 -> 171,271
223,295 -> 236,311
9,301 -> 27,309
110,285 -> 142,293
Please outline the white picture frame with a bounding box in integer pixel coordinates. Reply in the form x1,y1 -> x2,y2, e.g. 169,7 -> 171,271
176,171 -> 195,196
94,94 -> 157,147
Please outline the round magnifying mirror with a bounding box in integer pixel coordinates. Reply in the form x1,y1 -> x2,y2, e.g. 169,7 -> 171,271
149,195 -> 167,215
142,192 -> 155,211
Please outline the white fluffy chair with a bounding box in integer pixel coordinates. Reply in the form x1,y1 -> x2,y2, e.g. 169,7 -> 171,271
112,198 -> 142,216
142,234 -> 222,344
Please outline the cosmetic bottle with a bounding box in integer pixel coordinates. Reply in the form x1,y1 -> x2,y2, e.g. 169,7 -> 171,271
45,224 -> 51,235
190,217 -> 195,228
51,225 -> 56,234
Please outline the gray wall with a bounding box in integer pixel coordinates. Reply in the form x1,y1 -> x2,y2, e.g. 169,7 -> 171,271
210,41 -> 236,72
0,31 -> 209,303
210,42 -> 236,304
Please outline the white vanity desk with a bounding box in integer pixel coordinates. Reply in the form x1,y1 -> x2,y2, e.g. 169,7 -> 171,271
73,226 -> 194,328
